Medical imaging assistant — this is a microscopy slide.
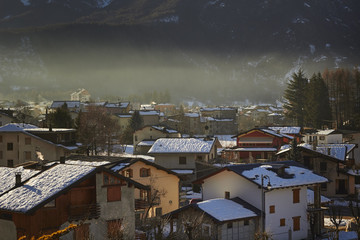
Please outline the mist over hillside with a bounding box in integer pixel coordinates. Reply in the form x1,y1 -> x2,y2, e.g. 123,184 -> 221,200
0,0 -> 359,104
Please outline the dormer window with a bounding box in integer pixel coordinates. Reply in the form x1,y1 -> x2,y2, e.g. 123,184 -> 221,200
140,168 -> 151,177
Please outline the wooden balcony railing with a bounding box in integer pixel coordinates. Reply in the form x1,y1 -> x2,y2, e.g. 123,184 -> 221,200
68,203 -> 100,222
135,199 -> 149,210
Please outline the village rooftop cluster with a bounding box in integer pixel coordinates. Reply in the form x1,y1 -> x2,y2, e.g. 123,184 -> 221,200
0,88 -> 359,240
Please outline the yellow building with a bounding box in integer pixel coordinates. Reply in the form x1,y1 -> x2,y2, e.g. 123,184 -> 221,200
110,158 -> 180,219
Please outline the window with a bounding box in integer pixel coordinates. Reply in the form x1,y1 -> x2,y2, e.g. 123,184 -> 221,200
7,160 -> 13,167
107,219 -> 122,239
293,188 -> 300,203
321,183 -> 327,191
202,224 -> 211,237
0,135 -> 2,143
196,155 -> 203,161
336,179 -> 348,194
225,191 -> 230,199
103,173 -> 122,186
7,143 -> 13,151
269,205 -> 275,214
0,151 -> 2,159
319,136 -> 325,140
25,151 -> 31,160
227,222 -> 233,229
135,136 -> 138,141
107,185 -> 122,202
155,207 -> 162,217
293,216 -> 301,231
140,168 -> 150,177
280,218 -> 286,226
244,220 -> 249,226
123,169 -> 133,178
179,156 -> 186,165
140,189 -> 149,201
25,137 -> 31,145
320,162 -> 327,173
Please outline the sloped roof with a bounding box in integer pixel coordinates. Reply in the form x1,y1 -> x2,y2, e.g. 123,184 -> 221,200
0,123 -> 38,132
109,158 -> 179,177
165,197 -> 259,223
0,164 -> 96,213
278,143 -> 356,161
0,167 -> 40,195
234,128 -> 293,140
148,138 -> 215,154
196,161 -> 328,189
268,126 -> 301,135
50,101 -> 81,109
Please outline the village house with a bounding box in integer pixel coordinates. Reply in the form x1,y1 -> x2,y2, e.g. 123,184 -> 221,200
109,158 -> 180,221
194,161 -> 328,240
0,162 -> 149,240
277,143 -> 357,197
148,137 -> 219,184
116,111 -> 162,132
154,104 -> 176,115
0,123 -> 78,167
70,88 -> 91,102
222,128 -> 292,163
165,198 -> 260,240
133,126 -> 181,155
104,102 -> 131,115
303,129 -> 343,145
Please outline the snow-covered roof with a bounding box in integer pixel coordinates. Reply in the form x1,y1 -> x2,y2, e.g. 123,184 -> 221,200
138,111 -> 160,116
0,167 -> 40,195
25,128 -> 75,132
225,147 -> 278,152
301,143 -> 354,161
316,129 -> 337,135
307,189 -> 331,205
58,160 -> 110,167
184,113 -> 200,118
203,117 -> 234,122
197,198 -> 258,222
148,138 -> 215,154
151,125 -> 178,134
138,140 -> 156,146
105,102 -> 129,108
0,123 -> 38,132
261,128 -> 293,139
172,169 -> 194,174
0,164 -> 96,213
111,162 -> 131,172
200,107 -> 235,112
225,161 -> 328,189
50,101 -> 81,109
268,127 -> 301,135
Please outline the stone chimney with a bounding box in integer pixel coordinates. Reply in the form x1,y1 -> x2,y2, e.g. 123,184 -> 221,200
15,172 -> 21,187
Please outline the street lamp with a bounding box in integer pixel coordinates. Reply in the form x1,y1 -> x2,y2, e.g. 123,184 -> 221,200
260,174 -> 272,236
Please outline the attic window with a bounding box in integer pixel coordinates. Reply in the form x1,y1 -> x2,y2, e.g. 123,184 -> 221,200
293,188 -> 300,203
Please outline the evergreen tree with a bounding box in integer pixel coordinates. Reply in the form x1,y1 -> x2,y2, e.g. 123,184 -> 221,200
129,110 -> 143,131
48,103 -> 73,128
283,69 -> 308,127
287,138 -> 301,161
304,73 -> 332,128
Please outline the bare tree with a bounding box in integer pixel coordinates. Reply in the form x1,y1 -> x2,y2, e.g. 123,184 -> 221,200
328,204 -> 344,240
348,197 -> 360,238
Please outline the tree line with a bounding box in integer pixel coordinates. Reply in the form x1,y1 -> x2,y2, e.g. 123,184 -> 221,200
284,68 -> 360,130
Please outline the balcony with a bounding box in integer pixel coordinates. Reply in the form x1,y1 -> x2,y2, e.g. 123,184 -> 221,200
135,199 -> 150,210
68,203 -> 100,222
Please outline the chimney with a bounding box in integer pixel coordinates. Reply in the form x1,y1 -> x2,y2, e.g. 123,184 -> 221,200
15,172 -> 21,187
60,156 -> 65,164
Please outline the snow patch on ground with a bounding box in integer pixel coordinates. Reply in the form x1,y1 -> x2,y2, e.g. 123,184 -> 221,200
20,0 -> 31,6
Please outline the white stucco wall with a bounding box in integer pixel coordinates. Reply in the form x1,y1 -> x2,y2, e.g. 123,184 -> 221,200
202,172 -> 309,240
